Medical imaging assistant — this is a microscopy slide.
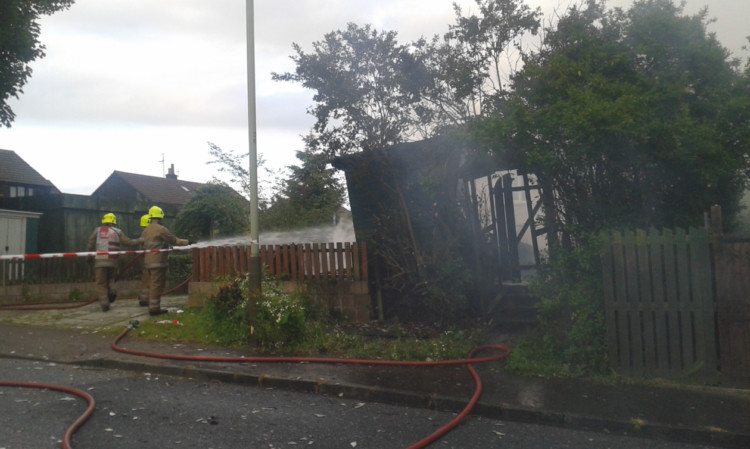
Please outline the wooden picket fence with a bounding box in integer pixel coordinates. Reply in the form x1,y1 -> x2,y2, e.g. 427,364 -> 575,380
601,228 -> 717,378
192,242 -> 368,283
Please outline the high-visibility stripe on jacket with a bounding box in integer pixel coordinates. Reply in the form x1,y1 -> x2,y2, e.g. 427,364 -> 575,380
86,225 -> 142,268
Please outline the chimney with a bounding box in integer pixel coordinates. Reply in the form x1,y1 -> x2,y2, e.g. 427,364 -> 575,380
166,164 -> 178,180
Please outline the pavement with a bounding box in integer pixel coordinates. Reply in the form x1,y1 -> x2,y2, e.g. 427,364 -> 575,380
1,295 -> 749,448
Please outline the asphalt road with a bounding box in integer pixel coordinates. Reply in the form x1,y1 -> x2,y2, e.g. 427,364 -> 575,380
0,358 -> 724,449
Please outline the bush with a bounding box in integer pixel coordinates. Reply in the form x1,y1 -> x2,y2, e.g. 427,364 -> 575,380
203,276 -> 254,346
507,234 -> 608,377
254,282 -> 309,348
198,273 -> 483,360
204,274 -> 313,349
167,253 -> 193,286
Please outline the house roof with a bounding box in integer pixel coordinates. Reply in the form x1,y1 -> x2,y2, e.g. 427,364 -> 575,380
96,170 -> 205,206
0,149 -> 60,191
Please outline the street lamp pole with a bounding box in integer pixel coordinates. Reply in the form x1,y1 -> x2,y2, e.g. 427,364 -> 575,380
246,0 -> 261,294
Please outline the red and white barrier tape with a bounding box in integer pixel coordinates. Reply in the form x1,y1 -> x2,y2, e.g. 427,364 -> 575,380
0,239 -> 260,261
0,247 -> 189,261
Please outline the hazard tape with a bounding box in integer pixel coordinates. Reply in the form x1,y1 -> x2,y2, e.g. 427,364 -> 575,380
0,246 -> 191,261
0,240 -> 259,261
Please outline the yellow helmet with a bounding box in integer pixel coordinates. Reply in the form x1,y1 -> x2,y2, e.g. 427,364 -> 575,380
102,213 -> 117,225
149,205 -> 164,219
140,214 -> 151,227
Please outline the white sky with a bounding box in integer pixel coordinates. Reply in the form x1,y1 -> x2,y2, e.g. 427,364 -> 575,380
0,0 -> 747,195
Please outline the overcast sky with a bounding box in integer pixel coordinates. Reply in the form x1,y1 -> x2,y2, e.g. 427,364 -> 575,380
0,0 -> 747,195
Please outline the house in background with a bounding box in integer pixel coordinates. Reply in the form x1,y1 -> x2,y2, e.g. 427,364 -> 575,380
0,153 -> 211,253
0,149 -> 59,256
93,164 -> 203,207
0,149 -> 60,198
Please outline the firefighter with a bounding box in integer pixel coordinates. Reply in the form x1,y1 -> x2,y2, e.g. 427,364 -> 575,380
86,213 -> 142,312
141,205 -> 190,316
138,214 -> 151,307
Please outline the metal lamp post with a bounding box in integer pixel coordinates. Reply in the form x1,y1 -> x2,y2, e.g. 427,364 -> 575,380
246,0 -> 261,294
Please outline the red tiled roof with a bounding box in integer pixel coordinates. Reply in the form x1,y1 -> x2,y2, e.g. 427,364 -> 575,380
0,149 -> 60,190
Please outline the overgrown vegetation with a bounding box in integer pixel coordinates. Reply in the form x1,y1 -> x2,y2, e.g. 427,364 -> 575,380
260,147 -> 346,231
506,235 -> 608,377
185,0 -> 749,379
166,253 -> 193,288
132,274 -> 481,361
206,142 -> 346,233
483,0 -> 748,238
173,183 -> 250,242
490,0 -> 749,377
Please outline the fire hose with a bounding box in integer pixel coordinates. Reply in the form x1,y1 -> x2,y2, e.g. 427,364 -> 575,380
1,246 -> 510,448
110,326 -> 510,449
1,325 -> 509,449
0,380 -> 95,449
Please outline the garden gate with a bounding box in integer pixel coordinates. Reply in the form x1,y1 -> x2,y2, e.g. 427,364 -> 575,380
601,227 -> 717,378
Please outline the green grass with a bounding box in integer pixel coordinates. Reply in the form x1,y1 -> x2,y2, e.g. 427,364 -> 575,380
128,308 -> 242,346
128,307 -> 482,361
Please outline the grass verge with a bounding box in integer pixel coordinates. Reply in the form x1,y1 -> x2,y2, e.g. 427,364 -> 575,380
127,307 -> 482,362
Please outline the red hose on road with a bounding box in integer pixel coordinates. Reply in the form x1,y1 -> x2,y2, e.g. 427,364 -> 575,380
0,299 -> 97,311
0,380 -> 96,449
112,326 -> 509,448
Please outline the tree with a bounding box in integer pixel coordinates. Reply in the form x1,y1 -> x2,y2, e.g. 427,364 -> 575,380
272,1 -> 542,158
481,0 -> 749,245
271,1 -> 544,322
475,0 -> 750,376
173,183 -> 250,242
207,140 -> 345,232
206,141 -> 278,211
0,0 -> 74,127
272,23 -> 429,158
261,140 -> 346,231
418,0 -> 541,126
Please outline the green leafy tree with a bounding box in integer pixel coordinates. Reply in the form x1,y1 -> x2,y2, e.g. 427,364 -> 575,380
173,183 -> 250,242
419,0 -> 541,125
261,141 -> 346,230
0,0 -> 74,127
272,1 -> 542,157
477,0 -> 750,376
272,23 -> 429,158
482,0 -> 748,245
271,1 -> 543,322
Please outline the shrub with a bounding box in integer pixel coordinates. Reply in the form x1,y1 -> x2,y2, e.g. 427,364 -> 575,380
203,276 -> 254,346
507,234 -> 608,377
254,282 -> 309,348
204,274 -> 313,349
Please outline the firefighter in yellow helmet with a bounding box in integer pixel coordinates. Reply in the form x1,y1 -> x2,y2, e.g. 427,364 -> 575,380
138,214 -> 151,307
86,213 -> 143,312
141,205 -> 190,316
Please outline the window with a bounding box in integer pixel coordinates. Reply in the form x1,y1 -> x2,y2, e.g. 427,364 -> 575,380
9,186 -> 28,197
